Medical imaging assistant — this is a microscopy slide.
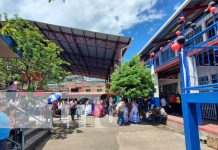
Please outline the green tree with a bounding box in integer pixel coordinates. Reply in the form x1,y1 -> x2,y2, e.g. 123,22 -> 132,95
109,55 -> 155,99
0,15 -> 69,91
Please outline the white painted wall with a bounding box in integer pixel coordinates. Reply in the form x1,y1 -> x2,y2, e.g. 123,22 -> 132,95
151,64 -> 159,97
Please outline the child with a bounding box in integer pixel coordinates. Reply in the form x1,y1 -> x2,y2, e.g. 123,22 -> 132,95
85,99 -> 92,116
116,98 -> 125,126
123,100 -> 129,124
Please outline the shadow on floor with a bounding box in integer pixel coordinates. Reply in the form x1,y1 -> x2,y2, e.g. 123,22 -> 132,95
49,121 -> 90,140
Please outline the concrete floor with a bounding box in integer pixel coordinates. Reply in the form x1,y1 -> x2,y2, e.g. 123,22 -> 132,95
40,116 -> 212,150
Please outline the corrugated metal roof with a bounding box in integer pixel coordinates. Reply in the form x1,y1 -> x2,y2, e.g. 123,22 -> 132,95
29,21 -> 132,79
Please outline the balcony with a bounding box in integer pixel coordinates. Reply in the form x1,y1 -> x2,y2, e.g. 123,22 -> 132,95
152,10 -> 218,70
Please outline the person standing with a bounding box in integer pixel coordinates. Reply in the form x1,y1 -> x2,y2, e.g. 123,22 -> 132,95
129,100 -> 141,123
169,94 -> 176,114
116,98 -> 125,126
123,100 -> 129,124
85,99 -> 92,116
0,101 -> 11,150
160,96 -> 167,111
99,100 -> 105,117
6,79 -> 19,102
104,99 -> 109,116
176,94 -> 181,115
58,101 -> 63,116
70,99 -> 77,122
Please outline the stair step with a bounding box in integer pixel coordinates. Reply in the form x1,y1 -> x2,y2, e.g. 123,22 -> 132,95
6,141 -> 12,150
24,129 -> 50,150
24,128 -> 42,141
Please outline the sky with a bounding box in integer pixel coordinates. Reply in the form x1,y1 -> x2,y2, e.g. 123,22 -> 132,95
0,0 -> 184,61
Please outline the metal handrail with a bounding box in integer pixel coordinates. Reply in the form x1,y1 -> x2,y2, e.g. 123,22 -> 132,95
7,102 -> 45,150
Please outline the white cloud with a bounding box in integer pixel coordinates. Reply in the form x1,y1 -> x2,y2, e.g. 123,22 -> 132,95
0,0 -> 165,34
174,2 -> 182,11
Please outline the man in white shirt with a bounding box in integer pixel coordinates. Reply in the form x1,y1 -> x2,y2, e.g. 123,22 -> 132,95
160,96 -> 167,110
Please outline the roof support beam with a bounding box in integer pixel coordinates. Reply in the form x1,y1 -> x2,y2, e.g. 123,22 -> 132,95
107,37 -> 120,79
34,22 -> 81,74
46,24 -> 84,74
59,26 -> 89,75
70,28 -> 90,76
40,30 -> 124,50
39,28 -> 128,45
61,52 -> 111,63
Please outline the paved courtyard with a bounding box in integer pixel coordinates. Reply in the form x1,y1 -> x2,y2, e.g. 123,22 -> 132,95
39,116 -> 211,150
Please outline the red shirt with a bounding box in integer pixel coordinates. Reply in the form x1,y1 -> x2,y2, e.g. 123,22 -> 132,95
169,95 -> 176,103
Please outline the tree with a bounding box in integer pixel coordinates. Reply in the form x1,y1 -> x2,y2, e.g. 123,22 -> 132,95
109,55 -> 155,99
0,15 -> 69,91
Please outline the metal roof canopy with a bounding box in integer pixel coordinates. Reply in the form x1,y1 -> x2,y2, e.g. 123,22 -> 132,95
138,0 -> 213,60
29,21 -> 132,79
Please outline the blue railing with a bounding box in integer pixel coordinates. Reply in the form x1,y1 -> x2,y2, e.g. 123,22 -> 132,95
152,12 -> 218,69
154,47 -> 178,69
185,22 -> 218,48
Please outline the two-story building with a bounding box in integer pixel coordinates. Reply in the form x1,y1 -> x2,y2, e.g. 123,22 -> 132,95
138,0 -> 218,120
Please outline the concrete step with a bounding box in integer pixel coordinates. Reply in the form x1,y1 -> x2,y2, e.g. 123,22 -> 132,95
6,141 -> 12,150
24,128 -> 42,141
24,129 -> 50,150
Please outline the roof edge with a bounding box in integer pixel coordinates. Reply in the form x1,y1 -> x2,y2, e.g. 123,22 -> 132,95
137,0 -> 191,56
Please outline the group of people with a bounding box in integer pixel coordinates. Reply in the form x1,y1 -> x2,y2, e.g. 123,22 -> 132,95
116,98 -> 141,126
51,97 -> 143,127
160,94 -> 181,116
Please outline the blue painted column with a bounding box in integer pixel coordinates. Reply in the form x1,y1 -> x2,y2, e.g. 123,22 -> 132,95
186,55 -> 203,125
182,101 -> 201,150
180,48 -> 201,150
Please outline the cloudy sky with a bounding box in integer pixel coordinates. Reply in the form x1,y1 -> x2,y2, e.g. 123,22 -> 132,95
0,0 -> 183,60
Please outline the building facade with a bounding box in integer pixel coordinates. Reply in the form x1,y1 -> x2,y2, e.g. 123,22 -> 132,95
45,81 -> 106,93
139,0 -> 218,120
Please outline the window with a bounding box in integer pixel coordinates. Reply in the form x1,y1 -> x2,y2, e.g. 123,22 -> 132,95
198,76 -> 209,85
212,74 -> 218,83
185,25 -> 203,46
206,17 -> 218,39
195,25 -> 203,44
185,31 -> 194,46
97,89 -> 102,92
71,88 -> 79,92
161,49 -> 169,64
85,89 -> 91,92
162,83 -> 178,95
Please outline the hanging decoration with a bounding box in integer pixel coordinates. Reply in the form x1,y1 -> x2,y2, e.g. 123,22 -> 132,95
208,1 -> 216,7
170,41 -> 181,51
149,52 -> 155,57
180,16 -> 185,22
149,52 -> 155,62
169,36 -> 185,51
176,31 -> 181,36
210,7 -> 216,13
177,36 -> 185,45
186,21 -> 192,27
191,23 -> 196,28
